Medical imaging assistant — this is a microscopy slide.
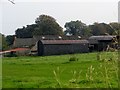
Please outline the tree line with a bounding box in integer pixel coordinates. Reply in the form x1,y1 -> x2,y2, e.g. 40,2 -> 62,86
1,14 -> 120,51
15,15 -> 120,38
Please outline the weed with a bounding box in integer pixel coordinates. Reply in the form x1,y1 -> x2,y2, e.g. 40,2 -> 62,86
69,56 -> 78,62
53,67 -> 62,88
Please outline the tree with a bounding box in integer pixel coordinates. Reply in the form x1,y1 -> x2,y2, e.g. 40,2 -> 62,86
109,22 -> 120,35
0,33 -> 8,51
15,24 -> 38,38
33,14 -> 63,35
64,20 -> 91,37
6,35 -> 15,46
89,23 -> 114,35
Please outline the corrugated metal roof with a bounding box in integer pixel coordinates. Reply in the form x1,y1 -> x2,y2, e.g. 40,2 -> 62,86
13,38 -> 35,47
88,39 -> 98,44
40,40 -> 89,44
89,36 -> 116,41
33,35 -> 81,40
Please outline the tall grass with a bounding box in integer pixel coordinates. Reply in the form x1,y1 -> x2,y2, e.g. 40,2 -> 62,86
53,51 -> 118,88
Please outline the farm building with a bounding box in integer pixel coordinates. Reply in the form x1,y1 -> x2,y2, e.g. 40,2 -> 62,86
37,40 -> 89,56
33,35 -> 82,40
12,35 -> 118,56
13,35 -> 82,48
1,48 -> 30,56
88,35 -> 117,51
13,38 -> 35,48
12,35 -> 86,56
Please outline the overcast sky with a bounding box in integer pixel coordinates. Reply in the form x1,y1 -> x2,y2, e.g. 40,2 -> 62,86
0,0 -> 119,35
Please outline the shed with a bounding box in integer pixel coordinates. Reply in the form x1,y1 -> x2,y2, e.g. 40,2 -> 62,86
88,35 -> 116,51
37,40 -> 89,56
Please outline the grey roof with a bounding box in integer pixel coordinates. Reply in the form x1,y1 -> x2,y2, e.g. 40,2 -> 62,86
40,40 -> 89,44
33,35 -> 60,40
89,36 -> 116,41
88,39 -> 98,44
33,35 -> 81,40
13,38 -> 36,48
13,35 -> 84,48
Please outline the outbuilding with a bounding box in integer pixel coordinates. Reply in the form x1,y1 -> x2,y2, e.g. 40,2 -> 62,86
88,35 -> 116,51
37,40 -> 89,56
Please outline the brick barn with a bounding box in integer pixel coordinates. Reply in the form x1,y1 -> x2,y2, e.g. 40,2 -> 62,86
37,40 -> 89,56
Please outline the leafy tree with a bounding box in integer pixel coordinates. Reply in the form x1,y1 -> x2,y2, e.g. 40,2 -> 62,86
0,33 -> 8,51
6,35 -> 15,46
15,24 -> 38,38
33,14 -> 63,35
109,22 -> 120,35
64,20 -> 91,37
89,23 -> 113,35
15,15 -> 63,38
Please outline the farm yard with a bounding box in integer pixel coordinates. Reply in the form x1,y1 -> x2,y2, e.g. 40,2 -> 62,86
1,1 -> 120,89
2,51 -> 119,88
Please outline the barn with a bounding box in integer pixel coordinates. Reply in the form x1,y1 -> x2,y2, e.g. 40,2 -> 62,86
13,38 -> 35,48
37,40 -> 89,56
88,35 -> 116,51
13,35 -> 82,48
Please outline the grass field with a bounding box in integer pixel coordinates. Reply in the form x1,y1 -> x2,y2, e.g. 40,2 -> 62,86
2,52 -> 119,88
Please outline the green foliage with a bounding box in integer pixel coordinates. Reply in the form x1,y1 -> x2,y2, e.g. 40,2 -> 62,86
0,34 -> 15,51
15,15 -> 120,38
1,33 -> 8,51
35,14 -> 56,24
33,14 -> 63,35
69,56 -> 78,61
4,52 -> 18,57
109,22 -> 120,35
15,24 -> 38,38
64,21 -> 120,37
89,23 -> 115,35
15,15 -> 63,38
64,20 -> 91,37
6,35 -> 15,46
2,52 -> 118,88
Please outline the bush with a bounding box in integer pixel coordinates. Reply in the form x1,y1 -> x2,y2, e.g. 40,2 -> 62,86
4,52 -> 17,57
69,56 -> 78,61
